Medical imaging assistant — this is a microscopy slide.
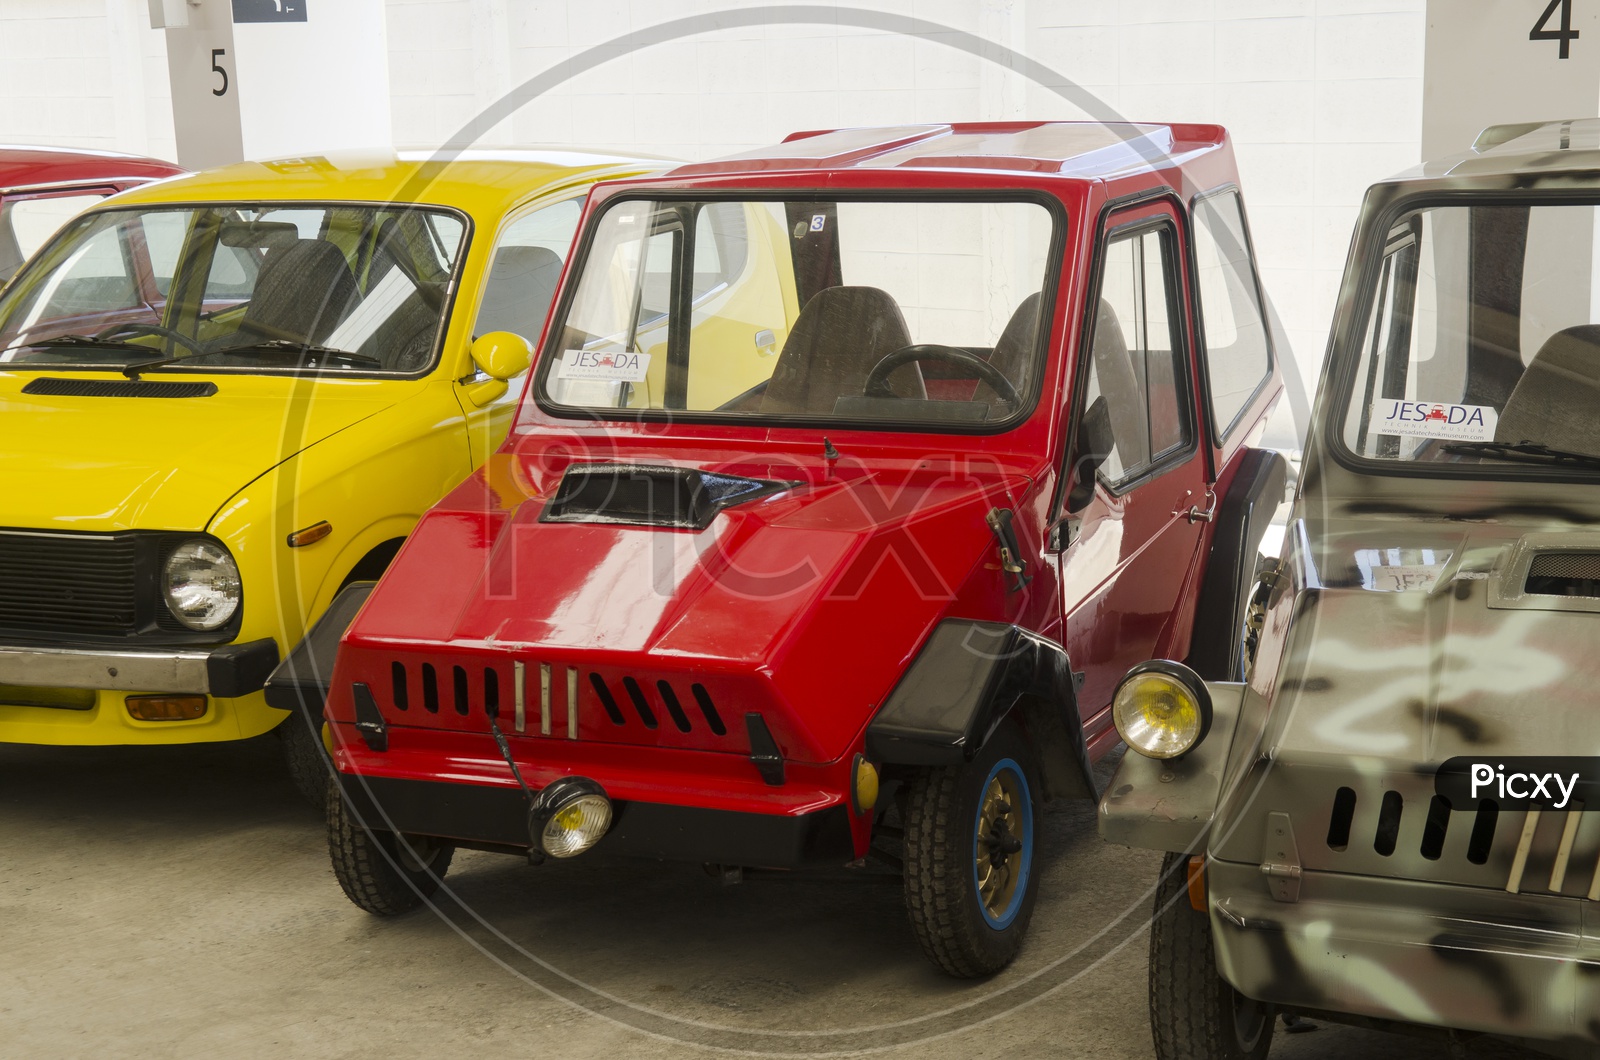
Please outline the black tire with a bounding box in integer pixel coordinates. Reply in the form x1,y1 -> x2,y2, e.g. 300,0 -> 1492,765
281,710 -> 331,813
327,776 -> 455,916
903,720 -> 1042,977
1149,850 -> 1274,1060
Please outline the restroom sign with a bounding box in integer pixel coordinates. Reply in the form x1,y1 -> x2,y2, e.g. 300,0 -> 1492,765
233,0 -> 307,22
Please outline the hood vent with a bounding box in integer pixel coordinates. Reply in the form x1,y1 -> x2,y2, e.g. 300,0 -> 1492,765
21,377 -> 218,399
539,463 -> 798,530
1524,551 -> 1600,597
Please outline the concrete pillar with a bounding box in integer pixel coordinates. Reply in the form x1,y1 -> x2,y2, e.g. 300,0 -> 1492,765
151,0 -> 392,170
1422,0 -> 1600,157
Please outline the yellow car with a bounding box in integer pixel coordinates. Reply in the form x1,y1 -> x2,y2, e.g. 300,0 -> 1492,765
0,148 -> 654,803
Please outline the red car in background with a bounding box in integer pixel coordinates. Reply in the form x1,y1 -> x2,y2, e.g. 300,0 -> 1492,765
291,121 -> 1287,977
0,145 -> 184,282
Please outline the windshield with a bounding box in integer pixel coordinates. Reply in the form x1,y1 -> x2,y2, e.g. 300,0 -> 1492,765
535,196 -> 1057,429
0,203 -> 466,375
1339,201 -> 1600,473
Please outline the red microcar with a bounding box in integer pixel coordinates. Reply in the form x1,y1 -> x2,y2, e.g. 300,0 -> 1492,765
298,122 -> 1287,977
0,145 -> 184,281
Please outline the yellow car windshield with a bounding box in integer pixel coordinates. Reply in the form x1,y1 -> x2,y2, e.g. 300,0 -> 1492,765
0,202 -> 466,375
537,196 -> 1056,429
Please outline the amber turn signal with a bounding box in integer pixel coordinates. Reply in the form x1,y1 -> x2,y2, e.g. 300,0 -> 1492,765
851,754 -> 879,815
125,694 -> 208,721
286,520 -> 332,548
1186,854 -> 1207,912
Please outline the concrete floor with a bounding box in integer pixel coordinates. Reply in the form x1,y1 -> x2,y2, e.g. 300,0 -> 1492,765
0,737 -> 1542,1059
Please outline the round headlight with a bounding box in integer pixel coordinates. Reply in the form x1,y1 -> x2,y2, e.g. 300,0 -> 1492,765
529,777 -> 612,858
162,540 -> 242,631
1112,661 -> 1213,760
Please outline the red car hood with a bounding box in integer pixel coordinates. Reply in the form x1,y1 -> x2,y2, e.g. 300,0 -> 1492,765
337,449 -> 1036,764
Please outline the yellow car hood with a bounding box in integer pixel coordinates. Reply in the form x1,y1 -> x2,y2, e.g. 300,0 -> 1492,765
0,372 -> 411,532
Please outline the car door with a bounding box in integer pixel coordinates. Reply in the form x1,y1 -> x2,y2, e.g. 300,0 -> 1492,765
1057,200 -> 1213,735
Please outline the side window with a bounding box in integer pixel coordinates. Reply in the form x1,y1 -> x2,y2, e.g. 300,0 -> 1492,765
0,193 -> 108,281
692,201 -> 748,299
1081,224 -> 1191,487
473,198 -> 583,343
1192,190 -> 1272,435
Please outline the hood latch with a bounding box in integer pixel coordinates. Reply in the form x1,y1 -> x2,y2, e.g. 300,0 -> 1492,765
1259,810 -> 1302,903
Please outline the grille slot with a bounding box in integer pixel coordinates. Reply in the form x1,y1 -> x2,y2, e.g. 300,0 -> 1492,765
1467,799 -> 1500,864
452,665 -> 469,716
1420,794 -> 1452,860
657,680 -> 692,733
590,673 -> 626,726
691,683 -> 727,736
622,676 -> 658,729
1374,790 -> 1404,856
421,663 -> 439,713
1326,787 -> 1357,851
483,668 -> 499,718
1525,552 -> 1600,597
391,662 -> 408,710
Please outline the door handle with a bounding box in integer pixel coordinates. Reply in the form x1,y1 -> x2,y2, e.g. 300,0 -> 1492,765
1174,489 -> 1217,524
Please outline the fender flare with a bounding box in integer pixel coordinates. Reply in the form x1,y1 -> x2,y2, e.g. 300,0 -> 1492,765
865,620 -> 1097,800
1185,447 -> 1288,681
263,580 -> 376,722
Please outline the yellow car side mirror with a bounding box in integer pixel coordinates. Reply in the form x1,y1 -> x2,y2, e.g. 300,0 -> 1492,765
470,331 -> 533,381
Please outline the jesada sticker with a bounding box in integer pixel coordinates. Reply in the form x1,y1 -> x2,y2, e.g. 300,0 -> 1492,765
1369,399 -> 1497,442
558,349 -> 650,382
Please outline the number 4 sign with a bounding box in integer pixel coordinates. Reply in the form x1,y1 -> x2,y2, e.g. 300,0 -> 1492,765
1531,0 -> 1580,58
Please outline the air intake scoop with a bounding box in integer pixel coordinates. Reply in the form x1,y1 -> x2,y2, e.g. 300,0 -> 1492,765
538,463 -> 798,530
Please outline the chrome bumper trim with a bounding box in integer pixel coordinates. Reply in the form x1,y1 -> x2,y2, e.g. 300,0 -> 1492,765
0,644 -> 214,694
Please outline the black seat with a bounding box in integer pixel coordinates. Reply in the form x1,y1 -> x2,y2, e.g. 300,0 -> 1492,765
761,286 -> 924,415
476,245 -> 563,342
239,239 -> 358,345
976,292 -> 1042,409
1088,298 -> 1150,471
1496,325 -> 1600,455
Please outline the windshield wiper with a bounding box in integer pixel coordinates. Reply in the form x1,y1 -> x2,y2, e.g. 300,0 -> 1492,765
1441,440 -> 1600,469
201,339 -> 384,369
0,333 -> 161,358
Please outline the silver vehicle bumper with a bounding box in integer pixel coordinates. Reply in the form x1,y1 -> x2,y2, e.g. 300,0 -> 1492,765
0,639 -> 279,697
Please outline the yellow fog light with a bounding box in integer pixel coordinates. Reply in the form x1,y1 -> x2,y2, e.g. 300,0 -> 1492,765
126,694 -> 208,722
851,754 -> 879,815
1111,661 -> 1212,760
528,777 -> 612,858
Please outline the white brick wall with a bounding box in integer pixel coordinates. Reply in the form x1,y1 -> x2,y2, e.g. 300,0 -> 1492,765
0,0 -> 176,161
381,0 -> 1428,433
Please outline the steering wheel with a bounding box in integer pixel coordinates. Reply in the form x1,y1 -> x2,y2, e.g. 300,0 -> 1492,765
95,322 -> 204,356
863,344 -> 1020,408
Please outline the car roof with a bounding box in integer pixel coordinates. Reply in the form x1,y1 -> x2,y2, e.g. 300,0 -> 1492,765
666,121 -> 1227,181
0,144 -> 185,192
113,148 -> 663,215
1405,117 -> 1600,183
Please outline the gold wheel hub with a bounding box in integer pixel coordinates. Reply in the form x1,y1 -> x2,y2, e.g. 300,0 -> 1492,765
974,770 -> 1025,918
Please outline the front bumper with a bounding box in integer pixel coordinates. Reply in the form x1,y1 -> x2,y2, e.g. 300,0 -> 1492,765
1208,859 -> 1600,1045
0,638 -> 278,697
338,772 -> 858,868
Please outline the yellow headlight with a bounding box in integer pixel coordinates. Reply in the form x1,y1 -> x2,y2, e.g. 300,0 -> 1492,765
1111,663 -> 1212,759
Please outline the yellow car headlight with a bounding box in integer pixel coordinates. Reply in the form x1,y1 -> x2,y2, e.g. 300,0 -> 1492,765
1111,661 -> 1213,760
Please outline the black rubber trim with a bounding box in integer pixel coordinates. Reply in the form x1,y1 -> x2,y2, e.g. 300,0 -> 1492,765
352,682 -> 388,752
1185,447 -> 1287,681
262,581 -> 376,719
204,637 -> 279,698
866,620 -> 1096,799
744,712 -> 786,786
336,773 -> 856,869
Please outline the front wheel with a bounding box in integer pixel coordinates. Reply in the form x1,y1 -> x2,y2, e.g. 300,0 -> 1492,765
1149,851 -> 1274,1060
328,777 -> 455,916
280,710 -> 331,813
903,721 -> 1042,977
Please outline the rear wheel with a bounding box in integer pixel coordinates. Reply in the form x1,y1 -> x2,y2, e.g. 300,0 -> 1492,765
327,777 -> 454,916
1149,851 -> 1274,1060
903,721 -> 1042,977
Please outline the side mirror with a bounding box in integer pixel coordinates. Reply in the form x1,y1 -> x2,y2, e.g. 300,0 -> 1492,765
470,330 -> 533,381
1065,397 -> 1114,513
